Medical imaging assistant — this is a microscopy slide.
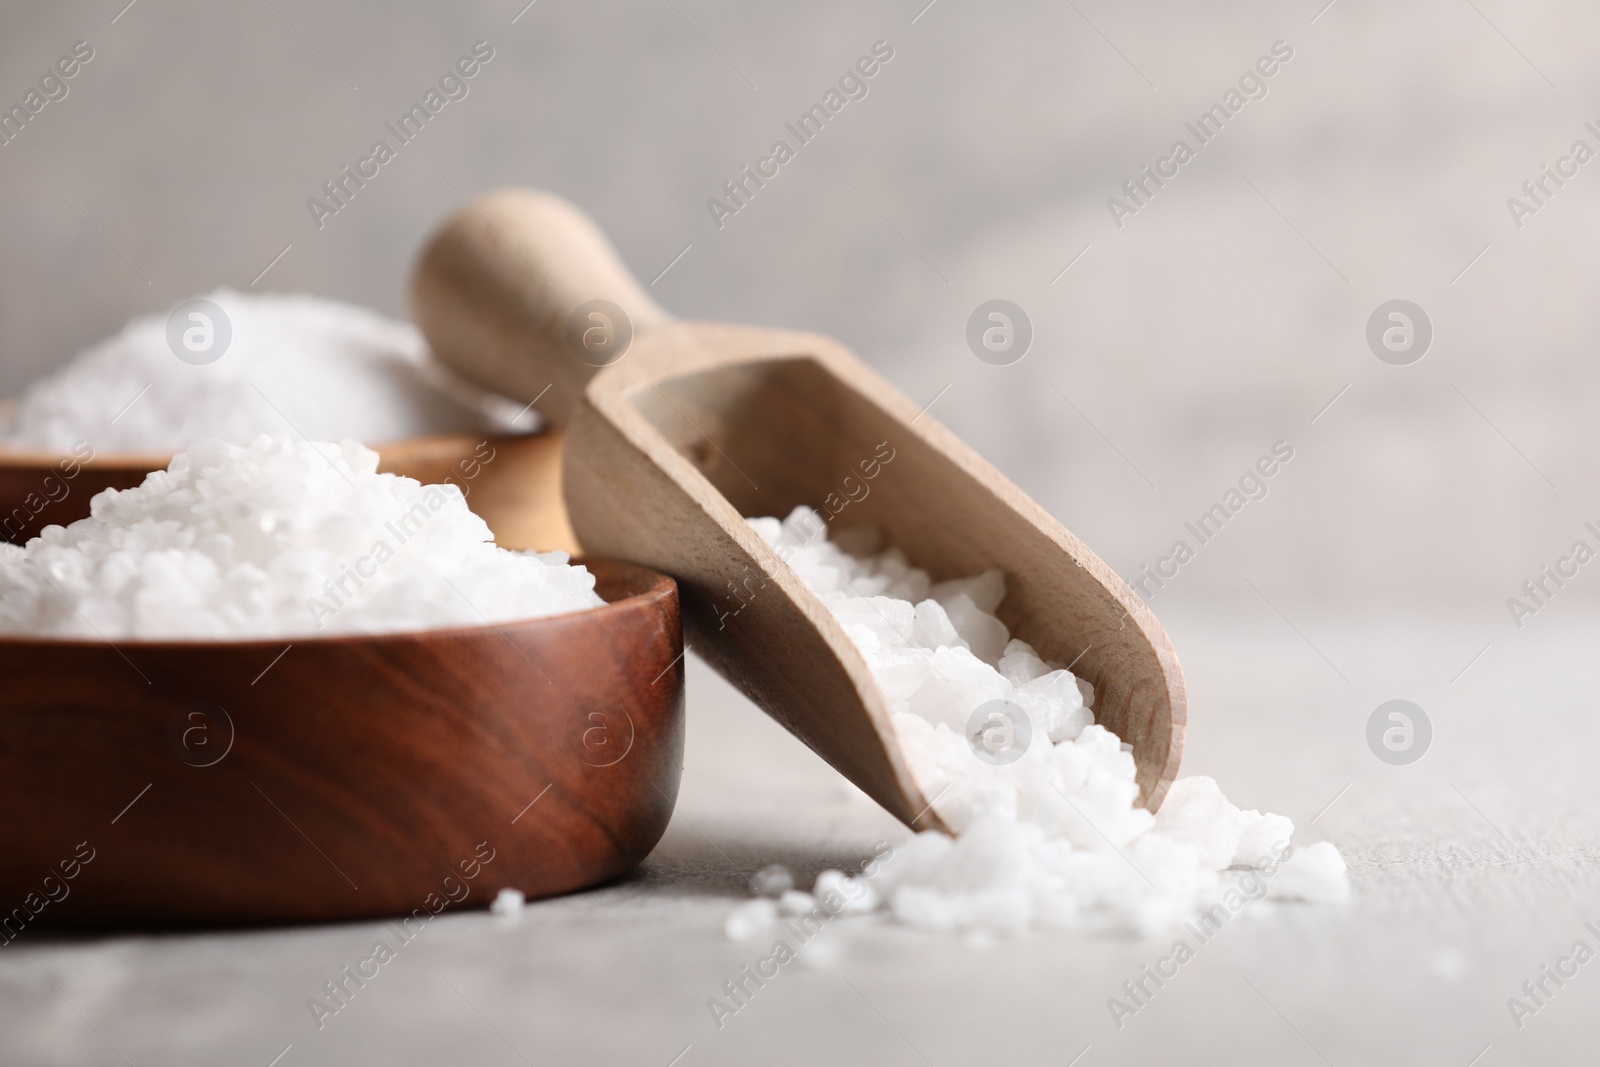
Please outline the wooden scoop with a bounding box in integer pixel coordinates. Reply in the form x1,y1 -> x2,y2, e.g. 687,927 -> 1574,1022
412,189 -> 1186,829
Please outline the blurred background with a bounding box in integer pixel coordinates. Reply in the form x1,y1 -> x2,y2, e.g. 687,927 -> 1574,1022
6,0 -> 1594,621
4,2 -> 1599,1063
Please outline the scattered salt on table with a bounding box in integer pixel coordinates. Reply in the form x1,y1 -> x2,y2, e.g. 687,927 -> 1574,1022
750,863 -> 794,897
777,890 -> 816,917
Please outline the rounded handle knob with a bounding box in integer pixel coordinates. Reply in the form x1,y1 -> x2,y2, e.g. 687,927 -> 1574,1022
410,188 -> 670,428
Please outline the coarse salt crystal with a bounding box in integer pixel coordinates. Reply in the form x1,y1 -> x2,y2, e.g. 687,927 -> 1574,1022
489,888 -> 525,917
1268,842 -> 1351,905
0,290 -> 526,452
812,869 -> 877,915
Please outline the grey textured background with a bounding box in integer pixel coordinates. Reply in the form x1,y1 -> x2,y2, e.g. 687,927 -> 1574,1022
5,0 -> 1598,613
3,1 -> 1599,1064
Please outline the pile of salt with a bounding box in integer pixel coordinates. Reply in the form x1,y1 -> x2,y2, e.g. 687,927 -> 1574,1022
0,290 -> 525,453
0,436 -> 603,639
734,508 -> 1348,937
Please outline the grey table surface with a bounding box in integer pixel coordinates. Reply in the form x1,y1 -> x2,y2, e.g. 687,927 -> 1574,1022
3,600 -> 1596,1067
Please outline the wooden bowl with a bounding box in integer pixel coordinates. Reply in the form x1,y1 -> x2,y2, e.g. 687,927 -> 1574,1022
0,431 -> 580,552
0,559 -> 682,927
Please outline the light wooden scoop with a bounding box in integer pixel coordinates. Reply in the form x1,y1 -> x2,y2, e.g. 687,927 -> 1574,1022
411,189 -> 1186,830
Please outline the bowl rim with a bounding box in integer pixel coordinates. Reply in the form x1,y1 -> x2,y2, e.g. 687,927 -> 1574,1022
0,428 -> 547,471
0,557 -> 675,651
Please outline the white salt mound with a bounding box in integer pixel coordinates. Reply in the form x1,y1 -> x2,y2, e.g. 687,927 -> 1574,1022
0,436 -> 603,639
744,507 -> 1349,936
0,289 -> 525,452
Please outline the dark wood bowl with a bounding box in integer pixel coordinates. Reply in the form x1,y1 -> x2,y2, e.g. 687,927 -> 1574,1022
0,559 -> 681,928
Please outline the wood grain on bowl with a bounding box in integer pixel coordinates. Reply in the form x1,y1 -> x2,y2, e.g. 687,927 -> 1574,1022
0,559 -> 680,926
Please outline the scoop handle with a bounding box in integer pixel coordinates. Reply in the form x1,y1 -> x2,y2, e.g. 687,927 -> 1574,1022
410,188 -> 671,428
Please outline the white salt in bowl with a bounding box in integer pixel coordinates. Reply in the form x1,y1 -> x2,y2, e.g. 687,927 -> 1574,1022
0,428 -> 579,550
0,291 -> 577,550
